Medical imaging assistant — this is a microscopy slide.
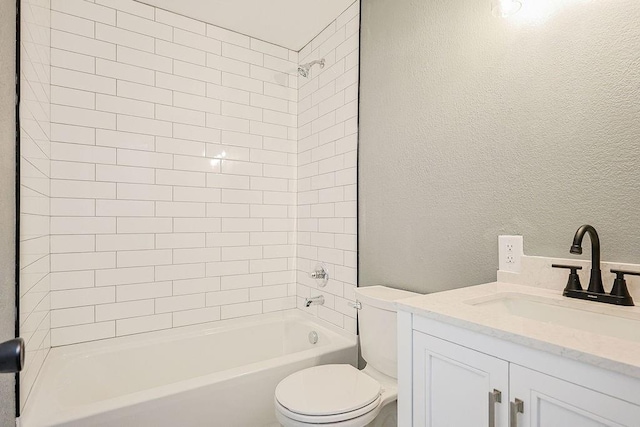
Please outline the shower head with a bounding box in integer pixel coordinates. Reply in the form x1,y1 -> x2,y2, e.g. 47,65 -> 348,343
298,59 -> 325,78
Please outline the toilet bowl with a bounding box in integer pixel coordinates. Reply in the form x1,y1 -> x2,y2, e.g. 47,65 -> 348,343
274,286 -> 418,427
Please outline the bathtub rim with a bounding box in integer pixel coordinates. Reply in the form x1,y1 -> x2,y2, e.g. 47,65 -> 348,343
20,309 -> 358,427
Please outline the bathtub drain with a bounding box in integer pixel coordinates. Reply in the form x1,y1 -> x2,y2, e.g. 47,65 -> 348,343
308,331 -> 319,345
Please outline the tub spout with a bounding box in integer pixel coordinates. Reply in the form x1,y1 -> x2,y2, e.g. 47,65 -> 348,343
305,296 -> 325,307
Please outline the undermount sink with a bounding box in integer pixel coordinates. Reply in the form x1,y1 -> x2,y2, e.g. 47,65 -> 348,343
468,293 -> 640,343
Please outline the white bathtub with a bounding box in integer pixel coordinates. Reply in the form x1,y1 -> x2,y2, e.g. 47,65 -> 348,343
20,310 -> 357,427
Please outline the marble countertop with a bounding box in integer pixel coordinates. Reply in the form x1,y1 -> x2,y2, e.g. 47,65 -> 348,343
397,282 -> 640,379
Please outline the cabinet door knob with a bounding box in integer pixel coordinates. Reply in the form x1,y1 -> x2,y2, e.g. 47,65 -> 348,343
488,389 -> 502,427
510,398 -> 524,427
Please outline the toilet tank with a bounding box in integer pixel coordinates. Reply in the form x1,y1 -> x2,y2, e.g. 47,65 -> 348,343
355,286 -> 419,379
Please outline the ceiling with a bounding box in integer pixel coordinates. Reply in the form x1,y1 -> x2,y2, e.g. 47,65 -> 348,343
137,0 -> 355,51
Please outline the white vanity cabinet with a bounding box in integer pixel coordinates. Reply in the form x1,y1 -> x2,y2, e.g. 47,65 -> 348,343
399,312 -> 640,427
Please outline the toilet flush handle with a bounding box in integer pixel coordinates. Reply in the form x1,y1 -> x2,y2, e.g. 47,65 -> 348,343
348,300 -> 362,310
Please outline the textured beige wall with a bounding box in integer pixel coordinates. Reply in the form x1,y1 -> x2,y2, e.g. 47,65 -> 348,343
0,0 -> 16,423
359,0 -> 640,293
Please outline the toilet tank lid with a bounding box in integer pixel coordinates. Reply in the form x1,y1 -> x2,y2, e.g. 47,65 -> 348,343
354,286 -> 420,311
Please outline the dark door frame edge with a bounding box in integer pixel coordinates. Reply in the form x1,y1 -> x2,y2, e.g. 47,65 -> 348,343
15,0 -> 21,418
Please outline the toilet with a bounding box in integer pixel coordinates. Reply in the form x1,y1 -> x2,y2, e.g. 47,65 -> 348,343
274,286 -> 418,427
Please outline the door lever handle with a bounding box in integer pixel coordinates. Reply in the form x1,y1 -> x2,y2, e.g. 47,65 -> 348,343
0,338 -> 24,374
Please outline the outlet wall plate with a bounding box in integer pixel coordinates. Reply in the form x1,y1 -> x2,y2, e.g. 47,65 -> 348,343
498,235 -> 523,273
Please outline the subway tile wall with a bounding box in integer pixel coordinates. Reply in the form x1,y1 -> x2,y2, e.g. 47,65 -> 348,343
20,0 -> 360,363
47,0 -> 300,346
20,0 -> 52,408
296,2 -> 360,333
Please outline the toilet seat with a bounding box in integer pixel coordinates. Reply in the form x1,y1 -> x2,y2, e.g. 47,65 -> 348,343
275,394 -> 381,424
275,364 -> 382,424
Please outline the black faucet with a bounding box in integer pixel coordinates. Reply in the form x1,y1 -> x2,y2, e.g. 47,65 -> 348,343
553,224 -> 636,306
569,225 -> 604,294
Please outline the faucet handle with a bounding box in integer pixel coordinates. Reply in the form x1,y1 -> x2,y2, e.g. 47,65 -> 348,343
552,264 -> 583,292
609,270 -> 638,306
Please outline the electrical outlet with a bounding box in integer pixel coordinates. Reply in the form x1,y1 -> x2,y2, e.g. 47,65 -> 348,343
499,235 -> 523,272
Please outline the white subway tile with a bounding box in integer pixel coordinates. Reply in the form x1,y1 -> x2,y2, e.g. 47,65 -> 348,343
173,124 -> 221,144
116,46 -> 172,73
96,266 -> 155,286
116,183 -> 172,201
156,105 -> 206,126
51,67 -> 116,94
51,271 -> 95,291
220,301 -> 262,319
51,49 -> 95,74
156,169 -> 206,187
206,53 -> 250,76
175,28 -> 221,54
97,0 -> 153,19
95,129 -> 154,151
174,92 -> 221,114
96,199 -> 155,216
95,300 -> 154,322
51,30 -> 115,60
250,39 -> 288,60
173,307 -> 221,327
155,137 -> 205,157
117,80 -> 172,105
51,11 -> 94,37
156,39 -> 205,65
117,115 -> 172,137
156,294 -> 205,314
207,173 -> 251,190
51,86 -> 95,109
96,23 -> 154,52
52,105 -> 116,130
96,234 -> 155,252
116,313 -> 172,336
156,9 -> 206,34
51,322 -> 115,346
96,164 -> 155,184
206,25 -> 250,48
250,284 -> 288,301
206,289 -> 248,306
51,0 -> 116,25
116,249 -> 172,268
221,73 -> 263,94
155,263 -> 206,281
51,235 -> 95,254
156,201 -> 206,218
50,198 -> 95,217
156,73 -> 206,96
156,233 -> 205,249
51,287 -> 115,309
173,277 -> 220,295
51,306 -> 94,328
173,187 -> 221,203
166,213 -> 220,232
116,11 -> 172,41
117,217 -> 172,234
96,94 -> 154,118
250,93 -> 288,113
263,296 -> 296,313
51,217 -> 115,235
117,149 -> 172,169
207,83 -> 251,105
96,59 -> 155,86
116,281 -> 172,301
173,248 -> 220,264
51,161 -> 95,181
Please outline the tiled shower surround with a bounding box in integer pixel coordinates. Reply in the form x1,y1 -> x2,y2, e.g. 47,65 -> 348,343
296,3 -> 360,333
19,0 -> 360,384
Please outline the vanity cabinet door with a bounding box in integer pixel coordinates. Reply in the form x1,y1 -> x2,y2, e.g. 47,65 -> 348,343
412,331 -> 509,427
509,364 -> 640,427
